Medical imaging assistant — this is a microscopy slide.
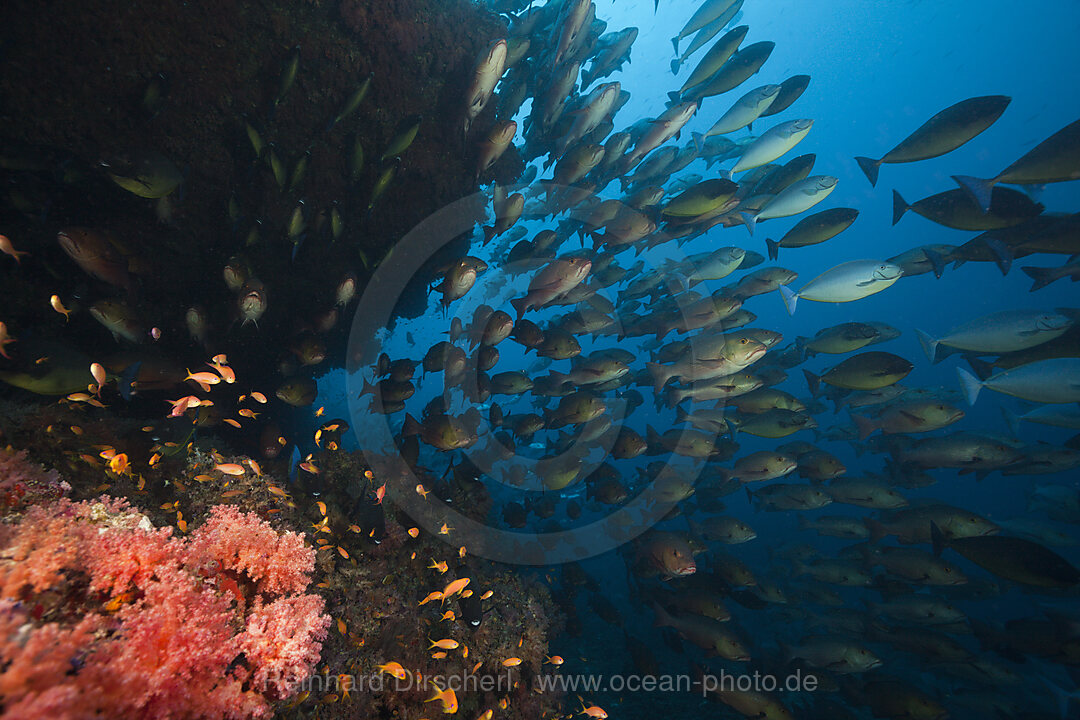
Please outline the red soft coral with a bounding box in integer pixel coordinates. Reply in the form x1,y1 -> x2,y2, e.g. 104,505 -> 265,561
0,498 -> 329,720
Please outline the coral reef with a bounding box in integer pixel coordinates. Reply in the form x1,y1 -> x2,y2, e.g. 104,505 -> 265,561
0,496 -> 329,719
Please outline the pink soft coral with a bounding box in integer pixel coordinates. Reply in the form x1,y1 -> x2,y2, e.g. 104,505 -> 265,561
0,497 -> 330,720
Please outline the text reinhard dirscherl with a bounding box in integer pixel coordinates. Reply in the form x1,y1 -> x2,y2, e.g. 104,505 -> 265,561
264,668 -> 819,698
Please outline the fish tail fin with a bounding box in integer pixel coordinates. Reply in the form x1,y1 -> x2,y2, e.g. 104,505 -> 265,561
966,355 -> 994,381
984,236 -> 1013,276
924,248 -> 948,279
691,131 -> 705,154
646,361 -> 669,394
482,225 -> 497,245
666,90 -> 682,106
674,405 -> 689,424
765,237 -> 780,261
740,211 -> 757,236
645,424 -> 661,448
1001,405 -> 1021,439
803,369 -> 820,397
670,58 -> 681,75
510,296 -> 527,320
780,284 -> 798,315
854,156 -> 880,187
930,521 -> 947,557
915,329 -> 938,363
670,37 -> 680,56
664,386 -> 683,409
1021,265 -> 1055,291
891,189 -> 909,226
952,174 -> 995,213
956,367 -> 983,406
402,413 -> 421,437
852,414 -> 877,442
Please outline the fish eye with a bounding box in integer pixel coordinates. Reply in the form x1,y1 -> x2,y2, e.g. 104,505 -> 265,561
944,567 -> 952,573
740,338 -> 748,344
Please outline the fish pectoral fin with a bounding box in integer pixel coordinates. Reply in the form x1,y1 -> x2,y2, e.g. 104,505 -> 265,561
899,410 -> 922,423
854,279 -> 876,287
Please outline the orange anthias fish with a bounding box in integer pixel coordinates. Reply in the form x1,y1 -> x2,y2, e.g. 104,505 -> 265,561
186,369 -> 222,392
50,295 -> 72,321
441,577 -> 469,601
0,234 -> 28,263
429,638 -> 460,650
375,661 -> 408,681
425,685 -> 458,714
428,559 -> 449,574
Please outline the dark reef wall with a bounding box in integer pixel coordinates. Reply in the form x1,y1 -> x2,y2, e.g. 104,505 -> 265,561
0,0 -> 519,412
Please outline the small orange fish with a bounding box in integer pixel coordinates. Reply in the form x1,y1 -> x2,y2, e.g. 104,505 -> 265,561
193,474 -> 215,482
67,392 -> 94,403
221,489 -> 243,498
439,523 -> 453,535
251,391 -> 268,404
472,661 -> 483,674
108,453 -> 130,476
90,362 -> 107,391
376,661 -> 408,681
416,483 -> 430,498
245,458 -> 263,475
502,657 -> 522,667
440,610 -> 456,621
208,356 -> 236,384
300,461 -> 319,474
336,618 -> 347,635
238,408 -> 259,419
429,638 -> 459,650
374,483 -> 386,504
315,406 -> 325,417
50,295 -> 72,321
458,546 -> 467,558
578,700 -> 607,719
185,369 -> 222,392
223,419 -> 242,428
407,527 -> 420,538
348,524 -> 362,533
441,577 -> 469,600
481,590 -> 493,600
498,698 -> 508,710
545,655 -> 564,666
475,711 -> 493,720
425,685 -> 458,714
418,591 -> 443,606
215,463 -> 245,476
428,559 -> 448,574
0,234 -> 28,263
70,425 -> 83,435
177,519 -> 188,533
337,546 -> 350,559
